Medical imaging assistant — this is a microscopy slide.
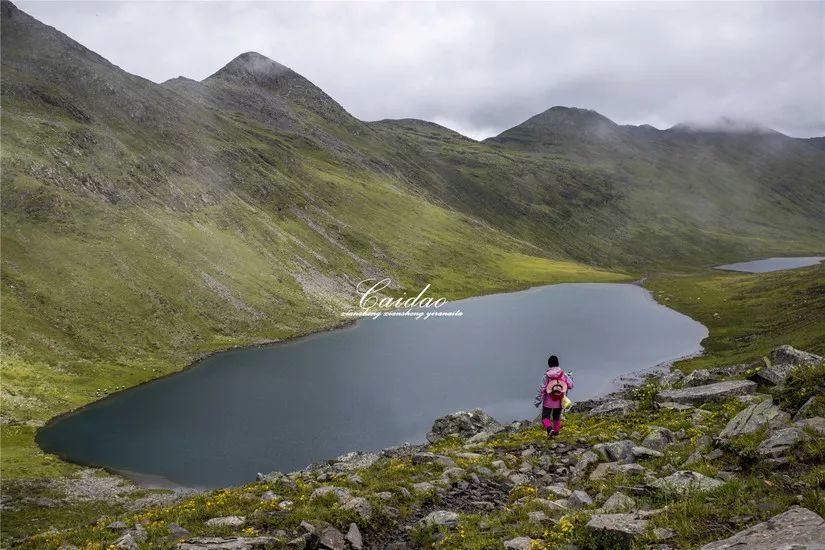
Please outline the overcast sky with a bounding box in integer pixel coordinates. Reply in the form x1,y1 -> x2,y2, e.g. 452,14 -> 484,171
18,1 -> 825,139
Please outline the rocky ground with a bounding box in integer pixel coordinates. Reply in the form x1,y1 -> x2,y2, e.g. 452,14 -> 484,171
7,345 -> 825,549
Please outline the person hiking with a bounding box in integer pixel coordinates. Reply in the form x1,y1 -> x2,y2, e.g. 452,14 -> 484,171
534,355 -> 574,438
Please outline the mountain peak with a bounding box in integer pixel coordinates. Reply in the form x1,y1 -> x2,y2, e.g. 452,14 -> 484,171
208,51 -> 292,83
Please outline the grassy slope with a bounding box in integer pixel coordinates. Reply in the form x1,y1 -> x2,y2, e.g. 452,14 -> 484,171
646,263 -> 825,371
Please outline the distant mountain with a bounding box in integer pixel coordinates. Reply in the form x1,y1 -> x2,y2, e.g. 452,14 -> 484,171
1,0 -> 824,428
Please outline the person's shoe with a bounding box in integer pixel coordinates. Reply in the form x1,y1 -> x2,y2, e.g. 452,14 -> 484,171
547,431 -> 556,439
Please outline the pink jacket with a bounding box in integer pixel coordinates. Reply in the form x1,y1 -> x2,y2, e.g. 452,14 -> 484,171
535,367 -> 574,408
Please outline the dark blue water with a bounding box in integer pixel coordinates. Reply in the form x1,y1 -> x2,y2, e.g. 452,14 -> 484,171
715,256 -> 825,273
37,283 -> 706,488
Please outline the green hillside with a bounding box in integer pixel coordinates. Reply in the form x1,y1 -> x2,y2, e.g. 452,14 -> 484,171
1,0 -> 823,490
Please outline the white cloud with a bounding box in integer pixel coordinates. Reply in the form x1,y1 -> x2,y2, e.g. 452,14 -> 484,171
18,0 -> 825,138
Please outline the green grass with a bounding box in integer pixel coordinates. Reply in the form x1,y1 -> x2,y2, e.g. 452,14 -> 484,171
645,264 -> 825,371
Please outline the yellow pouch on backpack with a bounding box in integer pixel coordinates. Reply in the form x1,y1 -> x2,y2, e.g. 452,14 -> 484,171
562,396 -> 573,411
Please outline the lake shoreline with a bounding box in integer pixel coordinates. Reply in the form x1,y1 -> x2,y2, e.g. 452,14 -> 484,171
37,281 -> 714,489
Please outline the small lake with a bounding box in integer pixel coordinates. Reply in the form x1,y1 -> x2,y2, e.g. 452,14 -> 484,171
715,256 -> 825,273
37,283 -> 707,488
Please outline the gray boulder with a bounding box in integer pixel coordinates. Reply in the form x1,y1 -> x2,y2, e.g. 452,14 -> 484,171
757,427 -> 804,457
503,537 -> 536,550
411,452 -> 456,467
588,399 -> 638,417
599,492 -> 636,513
318,525 -> 346,550
572,450 -> 599,479
176,538 -> 278,550
718,398 -> 788,439
310,486 -> 352,503
427,409 -> 503,443
682,369 -> 716,387
342,497 -> 372,520
585,513 -> 648,549
656,380 -> 756,405
631,446 -> 663,459
749,345 -> 822,386
700,506 -> 825,549
641,426 -> 676,451
567,490 -> 593,509
658,370 -> 684,387
649,470 -> 725,495
593,440 -> 635,463
204,516 -> 245,528
113,534 -> 139,550
329,451 -> 380,472
420,510 -> 460,527
345,523 -> 362,550
797,416 -> 825,436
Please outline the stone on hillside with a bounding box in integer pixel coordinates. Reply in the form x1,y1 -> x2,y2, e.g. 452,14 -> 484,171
656,380 -> 756,405
573,450 -> 599,479
204,516 -> 245,528
588,399 -> 637,417
342,497 -> 372,520
749,345 -> 822,387
641,426 -> 676,451
593,440 -> 635,463
411,452 -> 456,467
718,398 -> 787,440
113,534 -> 139,550
317,525 -> 346,550
700,506 -> 825,549
176,538 -> 278,549
345,523 -> 362,550
427,409 -> 503,443
585,513 -> 649,549
504,537 -> 536,550
659,370 -> 684,387
793,396 -> 820,421
600,492 -> 636,513
167,523 -> 191,541
330,451 -> 379,472
631,446 -> 663,459
310,486 -> 352,503
682,369 -> 716,387
412,482 -> 435,493
567,490 -> 593,509
420,510 -> 459,527
649,471 -> 724,495
589,462 -> 617,481
528,511 -> 548,523
614,463 -> 645,475
757,427 -> 804,458
542,483 -> 572,498
797,416 -> 825,436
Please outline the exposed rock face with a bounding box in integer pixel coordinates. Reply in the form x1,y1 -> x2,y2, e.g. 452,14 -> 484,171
641,426 -> 676,451
176,537 -> 278,550
757,427 -> 804,457
656,380 -> 756,405
717,398 -> 787,439
426,409 -> 503,443
748,345 -> 823,386
649,471 -> 725,495
585,513 -> 649,549
700,506 -> 825,549
588,399 -> 638,416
